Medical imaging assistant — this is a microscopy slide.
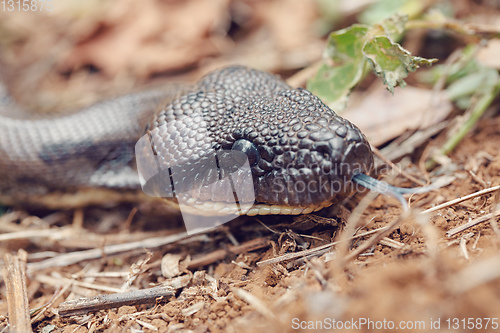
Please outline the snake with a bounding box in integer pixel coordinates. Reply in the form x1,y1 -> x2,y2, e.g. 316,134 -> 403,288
0,66 -> 375,216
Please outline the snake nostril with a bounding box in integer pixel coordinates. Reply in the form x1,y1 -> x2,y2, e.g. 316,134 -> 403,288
312,142 -> 330,159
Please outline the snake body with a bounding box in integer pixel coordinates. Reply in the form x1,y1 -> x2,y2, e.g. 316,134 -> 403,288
0,66 -> 373,215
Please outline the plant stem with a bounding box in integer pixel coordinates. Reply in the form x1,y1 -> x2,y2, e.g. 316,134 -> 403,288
426,84 -> 500,169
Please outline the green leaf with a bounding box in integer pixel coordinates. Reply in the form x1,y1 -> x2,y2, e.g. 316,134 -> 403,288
307,14 -> 436,110
307,25 -> 369,110
363,36 -> 436,93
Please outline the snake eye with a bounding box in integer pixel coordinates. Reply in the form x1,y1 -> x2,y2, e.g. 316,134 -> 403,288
231,139 -> 260,166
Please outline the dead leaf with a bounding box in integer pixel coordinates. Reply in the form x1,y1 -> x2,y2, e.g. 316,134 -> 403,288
161,253 -> 183,279
63,0 -> 230,77
343,83 -> 453,146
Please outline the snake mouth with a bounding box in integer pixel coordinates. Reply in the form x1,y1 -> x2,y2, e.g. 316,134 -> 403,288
163,196 -> 334,216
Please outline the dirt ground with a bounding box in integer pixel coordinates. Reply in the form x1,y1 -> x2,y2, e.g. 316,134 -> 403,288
1,0 -> 500,332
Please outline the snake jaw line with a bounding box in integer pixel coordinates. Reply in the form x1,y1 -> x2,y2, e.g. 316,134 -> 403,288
170,197 -> 334,216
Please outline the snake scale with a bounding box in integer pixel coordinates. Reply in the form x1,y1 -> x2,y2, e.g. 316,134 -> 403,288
0,66 -> 374,216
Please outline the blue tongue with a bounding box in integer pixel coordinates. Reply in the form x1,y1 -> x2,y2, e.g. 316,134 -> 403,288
352,173 -> 440,210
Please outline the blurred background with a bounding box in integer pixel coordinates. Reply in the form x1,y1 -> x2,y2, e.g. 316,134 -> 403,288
0,0 -> 497,112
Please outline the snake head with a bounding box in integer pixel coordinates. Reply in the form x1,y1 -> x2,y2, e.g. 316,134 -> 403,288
139,66 -> 374,216
223,84 -> 374,214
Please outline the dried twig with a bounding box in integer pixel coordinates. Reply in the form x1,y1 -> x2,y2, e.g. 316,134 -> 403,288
0,223 -> 176,248
58,285 -> 175,317
459,236 -> 470,260
188,237 -> 270,269
343,211 -> 412,262
27,232 -> 195,274
379,237 -> 405,249
2,250 -> 32,333
0,226 -> 74,242
423,185 -> 500,214
30,283 -> 72,325
257,226 -> 389,266
422,185 -> 500,237
447,210 -> 500,237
